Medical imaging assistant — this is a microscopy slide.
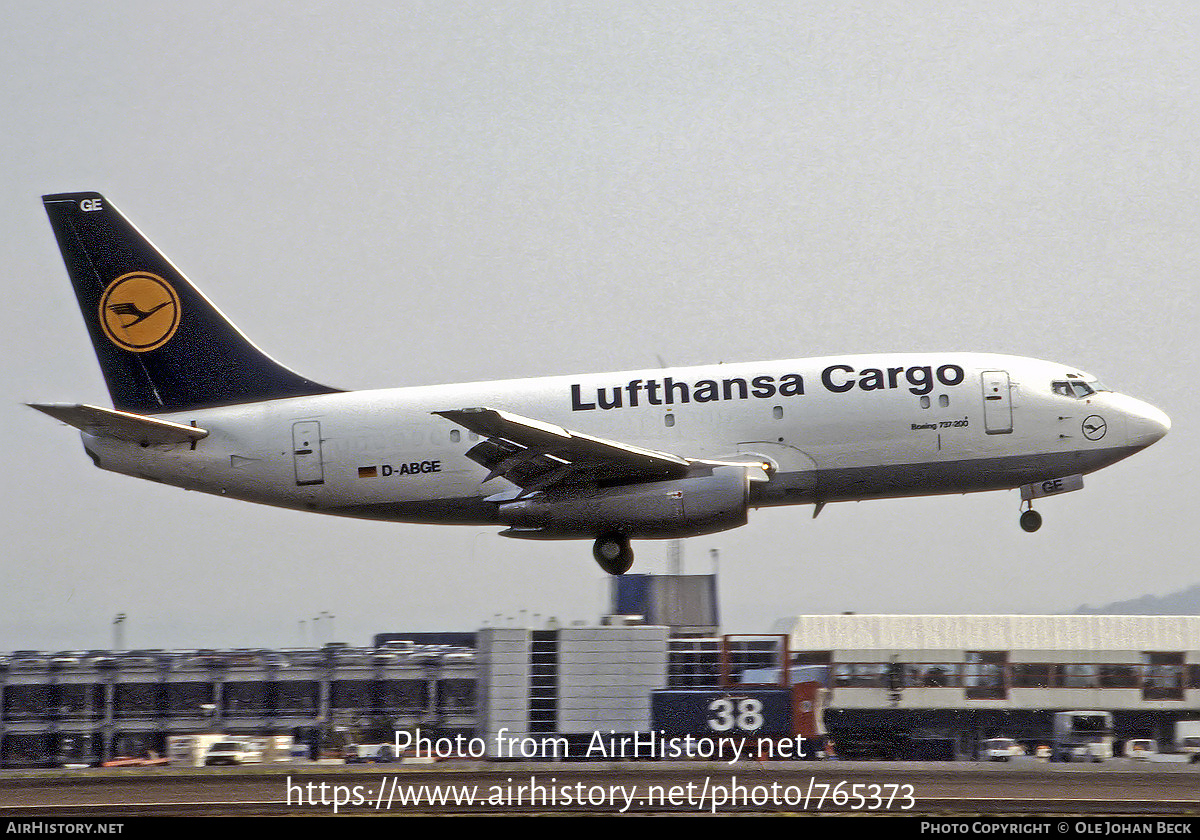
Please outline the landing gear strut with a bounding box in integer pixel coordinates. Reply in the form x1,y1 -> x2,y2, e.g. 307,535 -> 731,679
593,532 -> 634,575
1019,504 -> 1042,533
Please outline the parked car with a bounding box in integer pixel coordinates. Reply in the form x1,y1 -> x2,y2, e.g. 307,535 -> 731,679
343,743 -> 397,764
1123,739 -> 1157,760
287,743 -> 311,762
102,755 -> 169,767
203,740 -> 263,766
1178,736 -> 1200,763
980,737 -> 1024,762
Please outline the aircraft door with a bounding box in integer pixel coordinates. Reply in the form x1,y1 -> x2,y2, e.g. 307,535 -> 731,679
292,420 -> 325,485
982,371 -> 1013,435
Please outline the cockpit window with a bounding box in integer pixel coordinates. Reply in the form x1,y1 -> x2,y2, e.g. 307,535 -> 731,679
1052,380 -> 1097,398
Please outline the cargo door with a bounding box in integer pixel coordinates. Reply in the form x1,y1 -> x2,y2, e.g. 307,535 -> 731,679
292,421 -> 324,485
981,371 -> 1013,435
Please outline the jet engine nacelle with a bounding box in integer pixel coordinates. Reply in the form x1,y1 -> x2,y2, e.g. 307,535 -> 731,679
497,465 -> 751,538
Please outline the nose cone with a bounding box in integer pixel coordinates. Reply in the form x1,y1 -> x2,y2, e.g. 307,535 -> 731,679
1126,399 -> 1170,449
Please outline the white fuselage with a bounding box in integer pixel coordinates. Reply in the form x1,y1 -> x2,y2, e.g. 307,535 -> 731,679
79,352 -> 1168,537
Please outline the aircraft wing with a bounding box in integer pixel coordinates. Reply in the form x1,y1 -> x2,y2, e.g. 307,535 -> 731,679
28,403 -> 209,446
433,407 -> 692,494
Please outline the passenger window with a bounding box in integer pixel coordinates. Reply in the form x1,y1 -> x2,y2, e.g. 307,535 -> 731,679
938,395 -> 949,408
773,406 -> 783,419
664,414 -> 675,427
920,396 -> 930,409
450,429 -> 460,443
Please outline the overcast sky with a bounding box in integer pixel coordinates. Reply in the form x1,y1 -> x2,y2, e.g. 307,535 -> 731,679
2,2 -> 1196,651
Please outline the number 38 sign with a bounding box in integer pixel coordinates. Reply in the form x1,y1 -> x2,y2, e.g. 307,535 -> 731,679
707,696 -> 766,732
652,689 -> 792,736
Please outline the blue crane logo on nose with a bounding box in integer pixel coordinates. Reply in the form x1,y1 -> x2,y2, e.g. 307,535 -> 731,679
1082,415 -> 1107,441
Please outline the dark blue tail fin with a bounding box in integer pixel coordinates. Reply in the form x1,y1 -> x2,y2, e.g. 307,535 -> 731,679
43,192 -> 341,413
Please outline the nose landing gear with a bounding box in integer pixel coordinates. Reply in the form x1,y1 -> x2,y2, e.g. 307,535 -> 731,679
593,532 -> 634,575
1020,504 -> 1043,533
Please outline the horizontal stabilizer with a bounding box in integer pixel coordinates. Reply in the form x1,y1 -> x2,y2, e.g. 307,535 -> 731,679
28,403 -> 208,446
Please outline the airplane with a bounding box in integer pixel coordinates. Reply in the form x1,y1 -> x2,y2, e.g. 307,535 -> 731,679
31,192 -> 1171,575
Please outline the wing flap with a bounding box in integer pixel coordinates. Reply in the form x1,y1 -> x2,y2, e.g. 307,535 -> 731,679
28,403 -> 208,445
434,407 -> 691,491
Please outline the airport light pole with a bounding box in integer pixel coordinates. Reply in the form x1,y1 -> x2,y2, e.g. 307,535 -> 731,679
112,613 -> 126,651
312,611 -> 334,643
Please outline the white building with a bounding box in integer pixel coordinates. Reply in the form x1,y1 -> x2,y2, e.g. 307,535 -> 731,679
771,614 -> 1200,756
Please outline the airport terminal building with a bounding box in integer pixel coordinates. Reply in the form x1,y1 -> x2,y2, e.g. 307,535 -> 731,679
2,579 -> 1198,765
773,613 -> 1200,757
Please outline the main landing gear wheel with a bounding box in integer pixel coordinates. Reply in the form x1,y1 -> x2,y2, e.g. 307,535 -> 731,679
593,533 -> 634,575
1020,508 -> 1043,533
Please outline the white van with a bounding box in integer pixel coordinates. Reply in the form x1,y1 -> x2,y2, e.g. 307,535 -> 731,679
1051,711 -> 1113,762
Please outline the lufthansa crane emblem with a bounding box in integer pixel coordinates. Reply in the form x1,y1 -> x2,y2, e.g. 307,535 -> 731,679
1082,415 -> 1107,441
98,272 -> 181,352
